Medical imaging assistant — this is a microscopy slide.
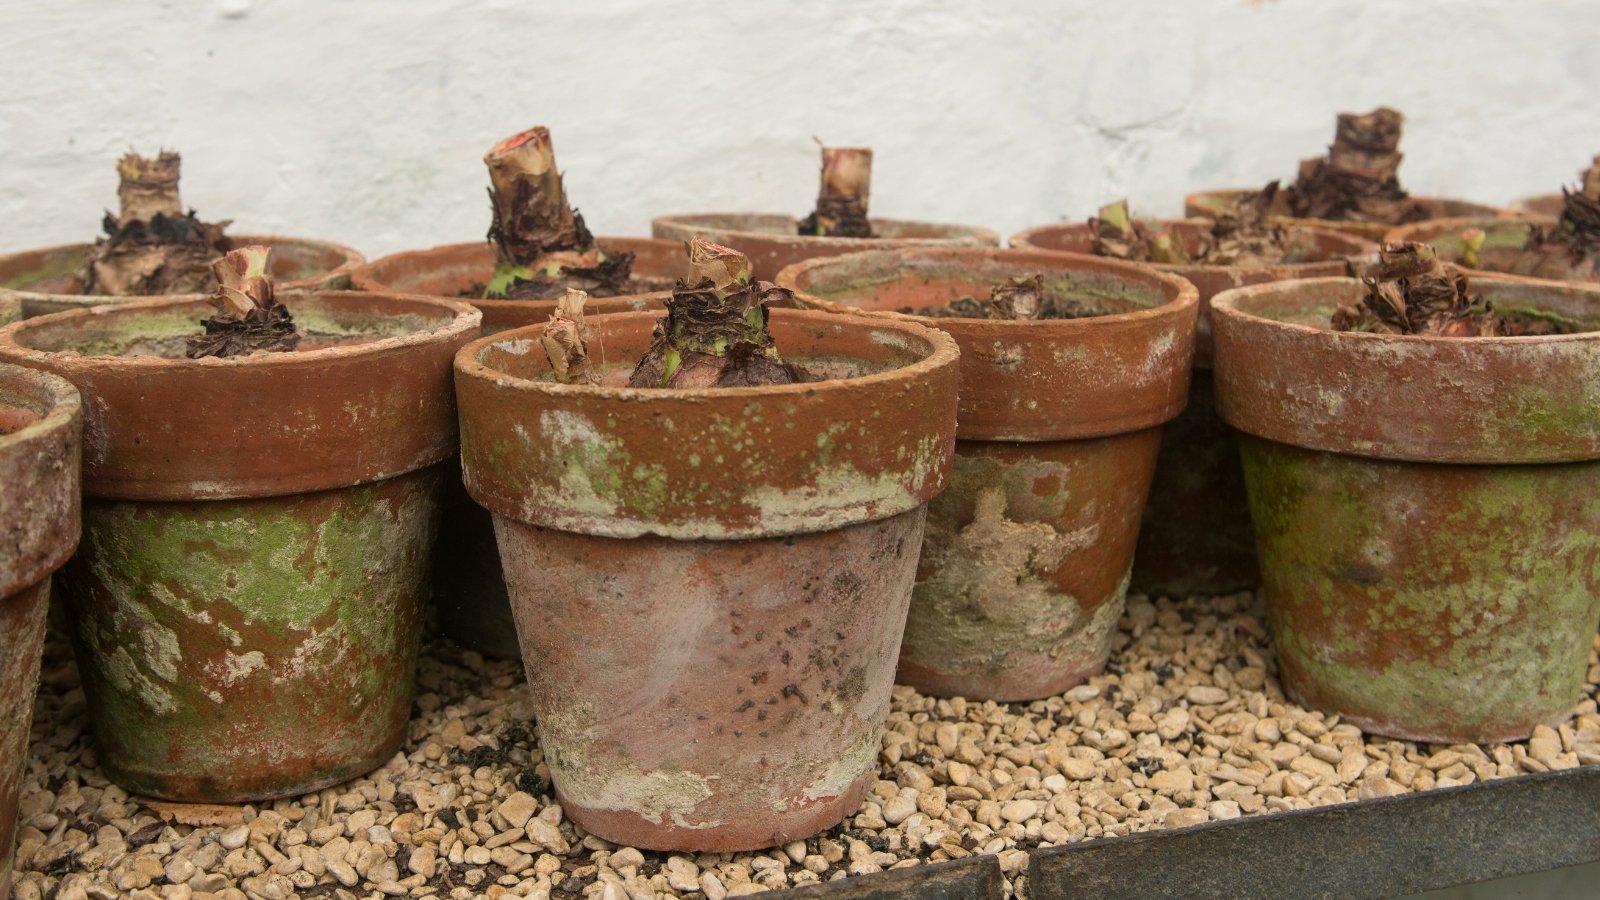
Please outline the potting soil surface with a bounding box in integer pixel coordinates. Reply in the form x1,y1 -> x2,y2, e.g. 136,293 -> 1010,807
14,591 -> 1600,900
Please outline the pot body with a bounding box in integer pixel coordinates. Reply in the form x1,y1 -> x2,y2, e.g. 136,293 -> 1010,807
0,235 -> 365,318
61,468 -> 440,800
652,213 -> 999,281
457,308 -> 960,850
1241,436 -> 1600,743
779,247 -> 1197,699
496,508 -> 923,850
0,292 -> 476,801
351,237 -> 681,659
1184,189 -> 1509,241
0,362 -> 82,900
1214,275 -> 1600,743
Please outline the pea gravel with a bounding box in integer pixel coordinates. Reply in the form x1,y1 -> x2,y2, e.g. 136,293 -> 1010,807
14,591 -> 1600,900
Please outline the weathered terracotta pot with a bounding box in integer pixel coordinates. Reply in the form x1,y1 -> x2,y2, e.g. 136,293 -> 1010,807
1514,193 -> 1564,217
1212,275 -> 1600,743
0,235 -> 365,319
352,236 -> 680,659
0,292 -> 479,801
1384,216 -> 1597,283
0,364 -> 80,900
779,247 -> 1197,701
1184,189 -> 1508,241
1010,220 -> 1368,597
456,308 -> 958,851
651,213 -> 999,281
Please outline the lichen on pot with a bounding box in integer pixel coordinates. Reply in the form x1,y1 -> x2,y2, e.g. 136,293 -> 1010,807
0,260 -> 480,802
778,247 -> 1197,701
0,363 -> 81,900
455,241 -> 959,850
1211,259 -> 1600,743
1009,206 -> 1368,598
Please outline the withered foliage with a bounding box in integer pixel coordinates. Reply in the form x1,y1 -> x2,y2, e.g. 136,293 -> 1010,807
84,151 -> 231,296
1282,107 -> 1429,225
798,146 -> 874,238
186,245 -> 301,358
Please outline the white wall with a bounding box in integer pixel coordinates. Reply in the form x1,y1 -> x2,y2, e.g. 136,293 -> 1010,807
1,0 -> 1596,260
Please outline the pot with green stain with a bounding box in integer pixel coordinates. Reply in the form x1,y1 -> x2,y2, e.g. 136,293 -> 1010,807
1213,274 -> 1600,743
779,247 -> 1198,701
0,363 -> 81,900
0,291 -> 479,801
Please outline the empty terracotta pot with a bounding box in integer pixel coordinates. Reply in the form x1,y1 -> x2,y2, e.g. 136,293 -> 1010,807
456,308 -> 958,851
652,213 -> 998,281
0,292 -> 479,801
1213,275 -> 1600,743
1184,189 -> 1509,242
0,235 -> 364,319
780,247 -> 1197,701
0,363 -> 80,900
1384,217 -> 1597,283
1010,219 -> 1369,597
352,236 -> 682,660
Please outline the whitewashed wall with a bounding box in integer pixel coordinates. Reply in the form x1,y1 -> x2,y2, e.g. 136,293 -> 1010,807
1,0 -> 1595,259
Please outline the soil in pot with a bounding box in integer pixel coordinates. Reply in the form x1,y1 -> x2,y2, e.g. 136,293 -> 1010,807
778,246 -> 1197,702
652,142 -> 998,281
1186,107 -> 1506,240
1212,246 -> 1600,743
1385,155 -> 1600,283
0,248 -> 480,802
0,363 -> 80,900
1010,198 -> 1370,597
0,151 -> 362,320
455,241 -> 960,851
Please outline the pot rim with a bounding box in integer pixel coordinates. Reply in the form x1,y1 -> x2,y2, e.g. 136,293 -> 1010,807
350,235 -> 681,294
1211,274 -> 1600,463
1008,218 -> 1371,277
1185,187 -> 1511,220
651,212 -> 1000,247
0,360 -> 82,597
1382,214 -> 1554,246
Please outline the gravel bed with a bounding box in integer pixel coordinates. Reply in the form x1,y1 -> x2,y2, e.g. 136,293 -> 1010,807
14,590 -> 1600,900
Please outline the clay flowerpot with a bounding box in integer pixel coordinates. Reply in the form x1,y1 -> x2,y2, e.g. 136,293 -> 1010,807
456,308 -> 959,851
0,292 -> 479,801
1385,217 -> 1597,283
0,235 -> 365,319
651,213 -> 999,281
779,247 -> 1197,701
0,364 -> 80,900
1010,220 -> 1368,597
1184,189 -> 1508,241
351,236 -> 683,336
1514,193 -> 1565,217
352,236 -> 681,660
1212,275 -> 1600,743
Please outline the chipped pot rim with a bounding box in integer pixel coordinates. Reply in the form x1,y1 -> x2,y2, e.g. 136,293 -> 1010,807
1211,275 -> 1600,463
651,212 -> 1000,248
1008,218 -> 1372,278
0,360 -> 82,596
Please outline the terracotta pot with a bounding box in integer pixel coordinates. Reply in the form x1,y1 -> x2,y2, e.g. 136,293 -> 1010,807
456,308 -> 959,851
1514,193 -> 1565,217
0,364 -> 80,900
0,235 -> 365,319
1212,274 -> 1600,743
1384,216 -> 1597,284
651,213 -> 999,281
0,292 -> 479,801
352,236 -> 680,659
779,247 -> 1197,701
1010,219 -> 1368,597
1184,189 -> 1509,241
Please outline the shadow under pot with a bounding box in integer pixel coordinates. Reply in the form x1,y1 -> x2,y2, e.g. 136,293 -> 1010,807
0,363 -> 81,900
652,213 -> 999,282
1385,216 -> 1598,284
351,237 -> 681,660
778,246 -> 1197,702
455,309 -> 959,852
1010,219 -> 1369,597
0,235 -> 365,319
0,292 -> 480,801
1212,275 -> 1600,743
1184,189 -> 1511,242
